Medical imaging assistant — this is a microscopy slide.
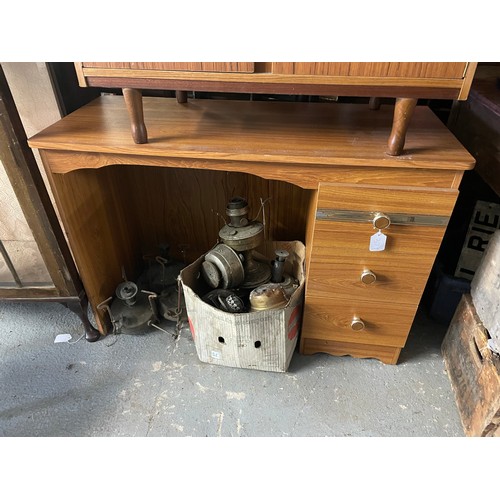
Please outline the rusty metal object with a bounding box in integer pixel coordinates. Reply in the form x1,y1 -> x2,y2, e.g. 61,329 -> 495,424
202,289 -> 246,313
138,243 -> 185,294
271,249 -> 289,283
249,283 -> 288,312
97,281 -> 159,334
269,249 -> 298,297
278,272 -> 299,298
218,197 -> 271,288
201,243 -> 245,289
219,221 -> 265,252
158,284 -> 179,321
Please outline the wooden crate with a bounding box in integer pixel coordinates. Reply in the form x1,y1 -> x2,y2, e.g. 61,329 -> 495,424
442,294 -> 500,436
471,229 -> 500,351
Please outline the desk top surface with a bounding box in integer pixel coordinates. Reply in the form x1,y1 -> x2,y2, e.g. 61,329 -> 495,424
29,96 -> 475,171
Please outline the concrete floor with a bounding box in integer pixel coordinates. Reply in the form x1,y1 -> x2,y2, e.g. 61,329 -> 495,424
0,299 -> 466,438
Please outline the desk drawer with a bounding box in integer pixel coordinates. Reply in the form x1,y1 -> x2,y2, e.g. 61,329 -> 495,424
302,294 -> 418,348
307,222 -> 448,304
317,183 -> 458,216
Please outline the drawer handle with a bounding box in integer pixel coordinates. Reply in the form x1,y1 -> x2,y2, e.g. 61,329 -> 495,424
360,269 -> 377,285
351,317 -> 365,331
373,212 -> 391,230
315,209 -> 450,227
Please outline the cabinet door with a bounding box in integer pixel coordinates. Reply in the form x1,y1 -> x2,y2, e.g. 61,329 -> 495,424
303,183 -> 458,349
82,62 -> 255,73
272,62 -> 467,78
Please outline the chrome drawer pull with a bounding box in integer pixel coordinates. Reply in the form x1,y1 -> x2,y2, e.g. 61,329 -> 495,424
373,212 -> 391,230
360,269 -> 377,284
351,317 -> 365,331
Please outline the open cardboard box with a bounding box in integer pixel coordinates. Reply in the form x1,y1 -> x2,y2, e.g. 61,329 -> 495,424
180,241 -> 305,372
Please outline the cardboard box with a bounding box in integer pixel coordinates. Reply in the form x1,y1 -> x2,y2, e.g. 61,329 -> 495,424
180,241 -> 305,372
442,294 -> 500,437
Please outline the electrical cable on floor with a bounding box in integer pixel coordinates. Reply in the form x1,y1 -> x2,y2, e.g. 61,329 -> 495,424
67,333 -> 86,344
104,332 -> 119,347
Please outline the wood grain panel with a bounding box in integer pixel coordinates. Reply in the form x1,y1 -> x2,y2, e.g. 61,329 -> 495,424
317,183 -> 458,216
311,222 -> 448,261
301,295 -> 419,347
28,97 -> 475,172
301,338 -> 401,364
117,166 -> 312,264
272,63 -> 351,76
86,76 -> 463,100
272,62 -> 467,79
83,62 -> 255,73
49,168 -> 142,331
307,240 -> 444,305
38,150 -> 459,190
385,62 -> 466,79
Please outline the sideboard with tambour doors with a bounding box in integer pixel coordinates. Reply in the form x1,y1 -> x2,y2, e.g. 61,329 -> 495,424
74,62 -> 477,156
28,94 -> 475,364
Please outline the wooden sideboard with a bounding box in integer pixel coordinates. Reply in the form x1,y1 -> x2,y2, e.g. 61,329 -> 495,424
28,95 -> 475,364
448,64 -> 500,197
74,62 -> 477,156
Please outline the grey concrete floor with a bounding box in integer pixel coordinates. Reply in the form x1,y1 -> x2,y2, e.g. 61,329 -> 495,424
0,299 -> 465,438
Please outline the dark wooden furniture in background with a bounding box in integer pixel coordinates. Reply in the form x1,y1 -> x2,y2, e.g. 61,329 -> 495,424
0,65 -> 99,342
28,95 -> 474,363
448,64 -> 500,197
74,62 -> 477,156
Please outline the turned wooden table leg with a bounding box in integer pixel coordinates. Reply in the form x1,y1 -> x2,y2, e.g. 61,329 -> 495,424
176,91 -> 188,103
123,88 -> 148,144
386,97 -> 417,156
369,97 -> 381,110
66,294 -> 100,342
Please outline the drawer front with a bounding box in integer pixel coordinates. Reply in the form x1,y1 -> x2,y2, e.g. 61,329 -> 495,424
307,222 -> 448,304
302,295 -> 419,348
317,183 -> 458,216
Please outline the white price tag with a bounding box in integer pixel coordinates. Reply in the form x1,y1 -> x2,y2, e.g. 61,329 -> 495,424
369,231 -> 387,252
54,333 -> 72,343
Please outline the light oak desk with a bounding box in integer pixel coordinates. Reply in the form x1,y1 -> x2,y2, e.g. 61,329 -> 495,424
29,96 -> 475,364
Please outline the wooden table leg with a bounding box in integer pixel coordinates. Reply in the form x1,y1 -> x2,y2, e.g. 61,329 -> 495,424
66,294 -> 100,342
369,97 -> 381,110
123,88 -> 148,144
176,91 -> 188,103
386,97 -> 417,156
